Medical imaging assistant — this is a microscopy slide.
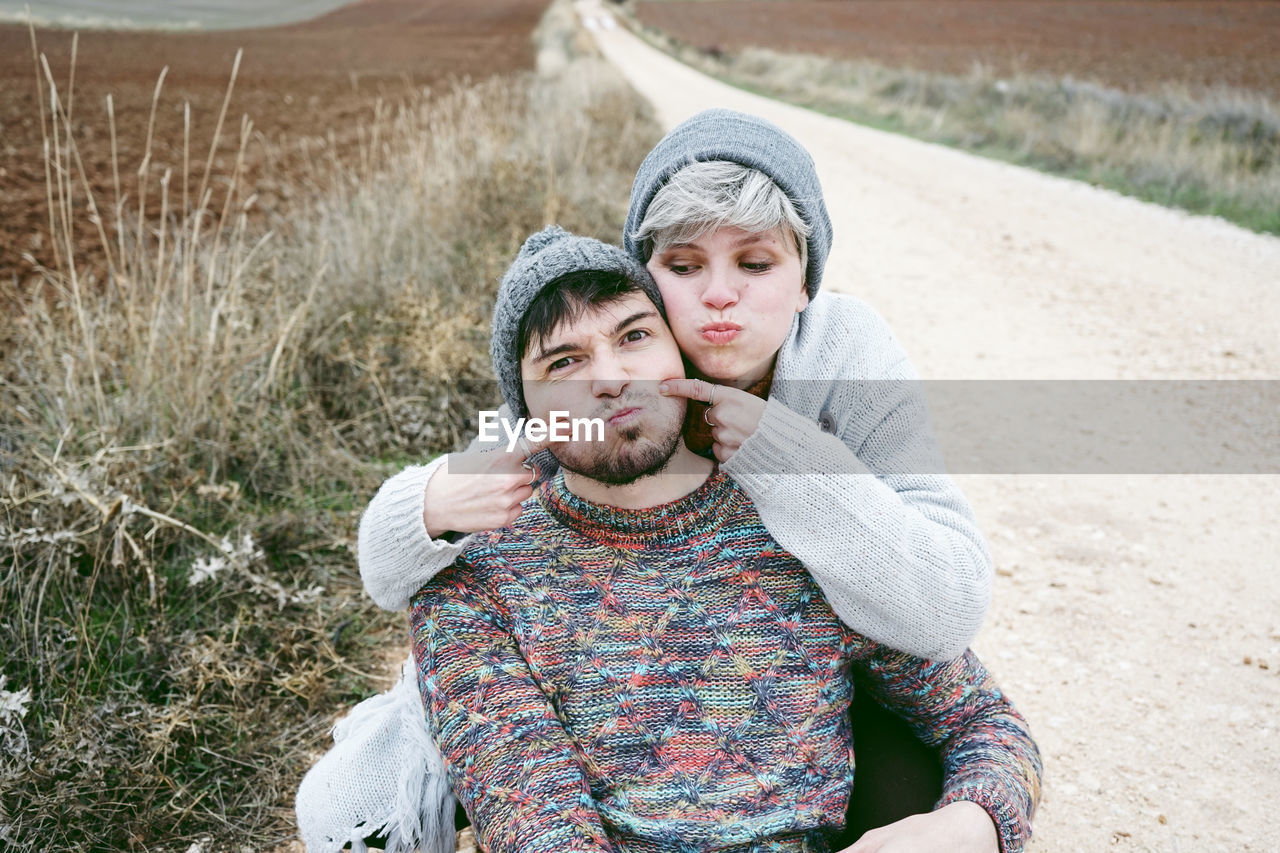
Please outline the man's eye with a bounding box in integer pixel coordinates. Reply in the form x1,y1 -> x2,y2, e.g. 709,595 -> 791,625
548,357 -> 576,372
742,261 -> 774,272
667,263 -> 696,275
622,329 -> 649,344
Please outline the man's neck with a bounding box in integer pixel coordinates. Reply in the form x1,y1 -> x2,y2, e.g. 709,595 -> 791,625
562,445 -> 715,510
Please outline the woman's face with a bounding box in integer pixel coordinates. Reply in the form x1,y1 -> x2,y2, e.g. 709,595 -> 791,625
646,226 -> 809,389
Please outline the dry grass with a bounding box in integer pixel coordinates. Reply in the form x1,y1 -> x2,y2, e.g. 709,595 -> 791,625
0,5 -> 660,849
628,19 -> 1280,235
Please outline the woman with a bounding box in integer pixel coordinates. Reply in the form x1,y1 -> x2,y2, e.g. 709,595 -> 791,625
303,109 -> 994,852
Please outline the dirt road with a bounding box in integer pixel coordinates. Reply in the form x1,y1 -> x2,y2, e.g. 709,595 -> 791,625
580,2 -> 1280,849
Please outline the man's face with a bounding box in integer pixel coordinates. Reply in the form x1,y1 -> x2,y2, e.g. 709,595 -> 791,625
520,291 -> 687,485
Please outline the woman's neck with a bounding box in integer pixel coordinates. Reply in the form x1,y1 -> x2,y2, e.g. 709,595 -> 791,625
691,361 -> 777,394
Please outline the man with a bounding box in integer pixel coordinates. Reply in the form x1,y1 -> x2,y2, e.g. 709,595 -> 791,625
408,227 -> 1041,853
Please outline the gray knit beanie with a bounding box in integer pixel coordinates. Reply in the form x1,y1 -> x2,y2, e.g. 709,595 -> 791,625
490,226 -> 664,416
623,108 -> 832,298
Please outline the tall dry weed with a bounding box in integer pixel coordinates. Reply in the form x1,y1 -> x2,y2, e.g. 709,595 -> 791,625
0,13 -> 660,849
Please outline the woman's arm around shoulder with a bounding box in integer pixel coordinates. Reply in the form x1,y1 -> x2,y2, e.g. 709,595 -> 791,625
358,457 -> 467,611
358,402 -> 556,610
722,293 -> 993,660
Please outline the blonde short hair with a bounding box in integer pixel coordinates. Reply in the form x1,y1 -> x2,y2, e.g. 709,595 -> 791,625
631,160 -> 811,278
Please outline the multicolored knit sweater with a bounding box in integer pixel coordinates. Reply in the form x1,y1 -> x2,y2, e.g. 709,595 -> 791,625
410,471 -> 1040,853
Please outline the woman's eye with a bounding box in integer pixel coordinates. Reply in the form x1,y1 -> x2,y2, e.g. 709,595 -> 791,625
666,263 -> 696,275
742,260 -> 774,272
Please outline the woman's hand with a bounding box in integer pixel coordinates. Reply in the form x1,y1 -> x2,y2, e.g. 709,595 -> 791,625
840,802 -> 998,853
660,378 -> 768,463
422,435 -> 550,539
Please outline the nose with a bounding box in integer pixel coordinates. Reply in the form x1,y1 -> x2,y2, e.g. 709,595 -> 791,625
588,348 -> 628,398
701,262 -> 740,311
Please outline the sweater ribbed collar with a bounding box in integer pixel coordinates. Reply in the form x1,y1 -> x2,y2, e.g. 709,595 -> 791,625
539,467 -> 734,548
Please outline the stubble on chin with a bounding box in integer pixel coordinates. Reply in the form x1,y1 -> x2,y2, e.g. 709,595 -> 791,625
557,399 -> 684,486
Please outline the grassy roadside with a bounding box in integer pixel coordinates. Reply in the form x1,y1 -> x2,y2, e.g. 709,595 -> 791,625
621,11 -> 1280,235
0,0 -> 661,848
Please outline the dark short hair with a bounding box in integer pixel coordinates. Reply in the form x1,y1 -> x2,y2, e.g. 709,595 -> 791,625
517,269 -> 657,361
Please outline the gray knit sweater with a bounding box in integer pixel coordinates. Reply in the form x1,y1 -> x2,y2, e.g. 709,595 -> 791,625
357,292 -> 992,661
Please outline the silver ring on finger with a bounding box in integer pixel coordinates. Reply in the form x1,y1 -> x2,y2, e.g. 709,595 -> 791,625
704,407 -> 715,428
707,384 -> 717,406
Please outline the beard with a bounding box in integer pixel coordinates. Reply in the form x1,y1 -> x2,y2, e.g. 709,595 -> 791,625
553,392 -> 685,486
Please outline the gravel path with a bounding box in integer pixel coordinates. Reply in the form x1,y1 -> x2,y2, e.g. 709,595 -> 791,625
581,2 -> 1280,849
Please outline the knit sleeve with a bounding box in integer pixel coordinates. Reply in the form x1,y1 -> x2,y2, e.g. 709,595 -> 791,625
720,370 -> 992,661
854,645 -> 1043,853
357,457 -> 476,611
410,563 -> 616,853
358,402 -> 562,611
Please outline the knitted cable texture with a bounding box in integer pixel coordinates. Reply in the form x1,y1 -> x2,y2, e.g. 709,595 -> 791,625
410,471 -> 1040,853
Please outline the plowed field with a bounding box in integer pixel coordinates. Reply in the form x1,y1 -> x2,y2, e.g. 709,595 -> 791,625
635,1 -> 1280,96
0,0 -> 551,280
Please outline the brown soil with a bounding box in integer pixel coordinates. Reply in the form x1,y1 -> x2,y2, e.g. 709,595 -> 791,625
635,1 -> 1280,97
0,0 -> 551,281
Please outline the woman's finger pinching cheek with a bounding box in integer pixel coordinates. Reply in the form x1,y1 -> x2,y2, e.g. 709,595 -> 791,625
658,378 -> 706,401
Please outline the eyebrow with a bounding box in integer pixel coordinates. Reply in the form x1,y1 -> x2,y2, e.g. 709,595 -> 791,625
730,233 -> 778,249
531,308 -> 658,364
659,233 -> 777,252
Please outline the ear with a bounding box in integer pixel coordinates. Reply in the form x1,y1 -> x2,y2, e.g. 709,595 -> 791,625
796,280 -> 810,312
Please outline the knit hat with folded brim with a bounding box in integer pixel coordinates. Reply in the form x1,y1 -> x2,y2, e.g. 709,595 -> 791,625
623,108 -> 832,298
491,226 -> 664,416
